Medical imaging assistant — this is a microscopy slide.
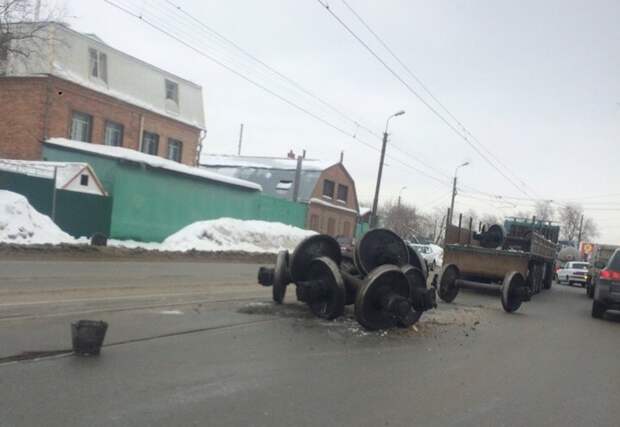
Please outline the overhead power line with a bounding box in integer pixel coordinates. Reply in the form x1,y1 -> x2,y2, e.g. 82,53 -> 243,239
103,0 -> 453,188
315,0 -> 535,199
338,0 -> 539,197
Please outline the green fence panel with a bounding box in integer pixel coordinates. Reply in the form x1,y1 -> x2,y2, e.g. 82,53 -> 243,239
256,195 -> 308,229
0,169 -> 112,238
42,144 -> 313,242
55,190 -> 112,238
108,163 -> 261,242
0,170 -> 54,214
356,222 -> 369,238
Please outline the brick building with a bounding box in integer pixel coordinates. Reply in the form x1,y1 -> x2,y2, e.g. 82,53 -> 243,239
201,154 -> 360,238
0,23 -> 205,166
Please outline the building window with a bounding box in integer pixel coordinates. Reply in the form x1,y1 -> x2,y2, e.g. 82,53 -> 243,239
80,175 -> 89,186
322,180 -> 335,198
104,121 -> 123,146
167,138 -> 183,162
165,79 -> 179,104
70,111 -> 93,142
309,214 -> 319,231
327,217 -> 336,235
337,184 -> 348,203
89,48 -> 108,82
343,221 -> 351,237
276,180 -> 293,192
141,131 -> 159,155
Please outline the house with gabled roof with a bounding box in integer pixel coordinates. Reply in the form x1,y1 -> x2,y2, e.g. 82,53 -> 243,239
201,153 -> 360,238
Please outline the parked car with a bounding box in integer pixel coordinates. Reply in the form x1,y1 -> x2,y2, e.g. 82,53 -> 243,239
592,249 -> 620,319
556,261 -> 589,287
410,243 -> 439,271
586,244 -> 620,298
335,235 -> 354,256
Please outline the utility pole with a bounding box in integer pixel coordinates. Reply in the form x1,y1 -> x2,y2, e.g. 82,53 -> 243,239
449,161 -> 470,225
577,214 -> 584,247
371,110 -> 405,228
397,186 -> 407,208
237,123 -> 244,156
35,0 -> 41,20
51,166 -> 58,221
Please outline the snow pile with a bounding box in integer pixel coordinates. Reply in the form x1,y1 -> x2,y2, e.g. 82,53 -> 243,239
429,244 -> 444,267
162,218 -> 316,253
0,191 -> 76,245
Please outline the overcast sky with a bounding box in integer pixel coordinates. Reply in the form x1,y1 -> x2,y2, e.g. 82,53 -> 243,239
60,0 -> 620,243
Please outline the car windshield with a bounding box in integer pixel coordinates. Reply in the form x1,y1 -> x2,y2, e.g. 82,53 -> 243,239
571,263 -> 589,270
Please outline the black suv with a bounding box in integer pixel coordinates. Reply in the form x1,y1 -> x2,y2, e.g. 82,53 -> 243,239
592,249 -> 620,318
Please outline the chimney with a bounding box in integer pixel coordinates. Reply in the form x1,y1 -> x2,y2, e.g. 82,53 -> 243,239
302,149 -> 306,159
340,151 -> 344,163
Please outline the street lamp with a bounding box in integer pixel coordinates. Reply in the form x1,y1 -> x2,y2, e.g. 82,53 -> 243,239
370,110 -> 406,228
449,161 -> 470,224
398,186 -> 407,208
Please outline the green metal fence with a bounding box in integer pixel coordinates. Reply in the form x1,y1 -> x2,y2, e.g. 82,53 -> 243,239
43,144 -> 309,242
0,170 -> 112,238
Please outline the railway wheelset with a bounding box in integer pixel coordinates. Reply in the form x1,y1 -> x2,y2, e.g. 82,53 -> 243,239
257,229 -> 437,331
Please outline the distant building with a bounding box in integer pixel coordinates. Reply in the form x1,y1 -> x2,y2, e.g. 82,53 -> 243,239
0,22 -> 205,166
201,154 -> 360,238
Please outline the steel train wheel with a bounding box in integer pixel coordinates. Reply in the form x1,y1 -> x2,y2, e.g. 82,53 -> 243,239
355,229 -> 409,275
304,257 -> 346,320
272,250 -> 290,304
438,264 -> 460,303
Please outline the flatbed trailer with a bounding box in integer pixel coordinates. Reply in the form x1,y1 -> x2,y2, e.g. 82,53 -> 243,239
438,218 -> 557,312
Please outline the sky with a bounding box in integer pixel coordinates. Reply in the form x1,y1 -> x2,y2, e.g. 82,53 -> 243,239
57,0 -> 620,243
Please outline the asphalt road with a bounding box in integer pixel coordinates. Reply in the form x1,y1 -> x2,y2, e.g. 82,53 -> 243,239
0,260 -> 619,427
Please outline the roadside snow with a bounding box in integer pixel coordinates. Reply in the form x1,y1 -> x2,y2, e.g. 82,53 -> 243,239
162,218 -> 316,253
0,191 -> 313,253
0,190 -> 76,245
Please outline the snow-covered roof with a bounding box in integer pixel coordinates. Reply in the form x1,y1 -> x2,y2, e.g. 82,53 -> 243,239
359,206 -> 372,216
0,159 -> 107,195
201,154 -> 334,171
44,139 -> 262,191
309,197 -> 359,215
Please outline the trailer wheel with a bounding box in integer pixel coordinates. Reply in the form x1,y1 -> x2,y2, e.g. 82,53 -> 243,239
438,264 -> 460,303
542,262 -> 553,290
501,271 -> 529,313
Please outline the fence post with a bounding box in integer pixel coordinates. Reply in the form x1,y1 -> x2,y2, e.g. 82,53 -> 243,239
51,166 -> 58,221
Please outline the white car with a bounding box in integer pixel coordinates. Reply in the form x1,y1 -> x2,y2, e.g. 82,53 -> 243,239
556,261 -> 589,287
410,244 -> 439,271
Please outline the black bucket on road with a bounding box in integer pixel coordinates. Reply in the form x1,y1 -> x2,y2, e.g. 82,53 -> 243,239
71,320 -> 108,356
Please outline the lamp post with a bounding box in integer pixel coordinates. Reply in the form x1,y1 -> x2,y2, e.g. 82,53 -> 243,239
370,110 -> 405,228
448,161 -> 470,225
397,186 -> 407,208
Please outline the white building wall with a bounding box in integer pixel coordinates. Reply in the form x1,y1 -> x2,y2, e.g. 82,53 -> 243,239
4,23 -> 205,129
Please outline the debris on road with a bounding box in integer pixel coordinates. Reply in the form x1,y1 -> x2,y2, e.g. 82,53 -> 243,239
257,229 -> 437,330
71,320 -> 109,356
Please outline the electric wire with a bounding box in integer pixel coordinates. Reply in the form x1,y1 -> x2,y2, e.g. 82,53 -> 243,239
315,0 -> 535,199
104,0 -> 454,189
338,0 -> 540,197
